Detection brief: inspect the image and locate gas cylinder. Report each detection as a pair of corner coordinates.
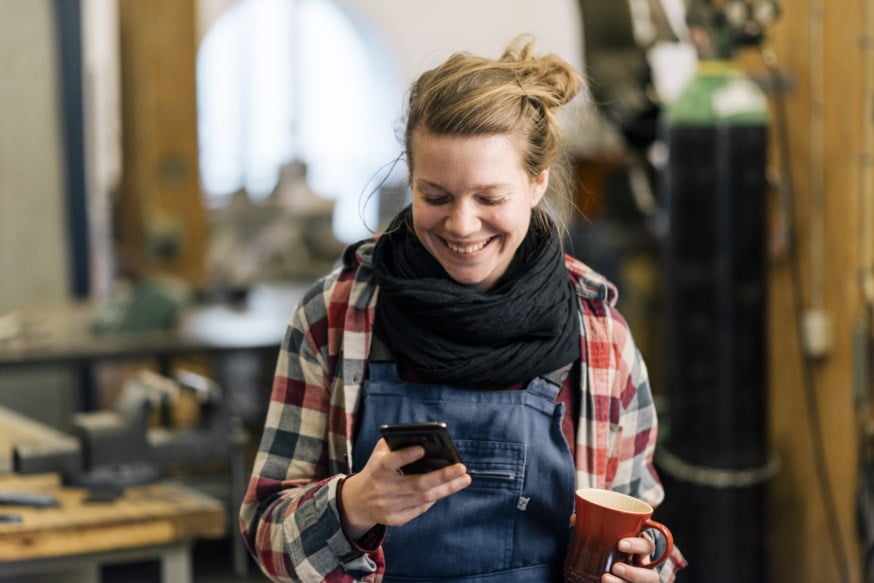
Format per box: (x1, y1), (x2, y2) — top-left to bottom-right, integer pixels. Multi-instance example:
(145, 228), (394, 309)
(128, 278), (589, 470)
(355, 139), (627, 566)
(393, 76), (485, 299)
(658, 59), (771, 582)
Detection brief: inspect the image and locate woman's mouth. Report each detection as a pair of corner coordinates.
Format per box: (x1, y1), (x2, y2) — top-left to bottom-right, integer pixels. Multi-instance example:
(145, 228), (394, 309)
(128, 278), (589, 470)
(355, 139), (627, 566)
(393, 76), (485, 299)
(444, 236), (495, 255)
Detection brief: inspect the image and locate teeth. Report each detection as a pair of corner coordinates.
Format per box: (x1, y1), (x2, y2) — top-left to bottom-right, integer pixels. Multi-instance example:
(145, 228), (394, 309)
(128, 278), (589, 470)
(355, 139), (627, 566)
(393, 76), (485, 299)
(446, 238), (490, 254)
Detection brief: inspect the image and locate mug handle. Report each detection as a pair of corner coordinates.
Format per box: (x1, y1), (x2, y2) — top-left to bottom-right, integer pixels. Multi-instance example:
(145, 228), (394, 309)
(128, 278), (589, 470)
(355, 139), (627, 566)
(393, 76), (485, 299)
(641, 519), (674, 568)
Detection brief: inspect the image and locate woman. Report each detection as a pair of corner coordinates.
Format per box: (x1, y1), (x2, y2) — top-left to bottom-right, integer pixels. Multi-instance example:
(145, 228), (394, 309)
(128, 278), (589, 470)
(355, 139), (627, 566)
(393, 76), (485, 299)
(240, 39), (686, 582)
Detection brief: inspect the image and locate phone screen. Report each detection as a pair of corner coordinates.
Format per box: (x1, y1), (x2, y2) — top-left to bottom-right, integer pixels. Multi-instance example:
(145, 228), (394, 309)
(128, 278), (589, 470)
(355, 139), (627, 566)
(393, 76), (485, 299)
(379, 421), (462, 475)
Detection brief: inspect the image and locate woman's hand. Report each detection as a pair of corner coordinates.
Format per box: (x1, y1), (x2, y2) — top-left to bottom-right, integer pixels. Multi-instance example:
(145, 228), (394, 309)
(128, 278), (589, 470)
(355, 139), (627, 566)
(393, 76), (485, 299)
(601, 536), (660, 583)
(340, 438), (471, 540)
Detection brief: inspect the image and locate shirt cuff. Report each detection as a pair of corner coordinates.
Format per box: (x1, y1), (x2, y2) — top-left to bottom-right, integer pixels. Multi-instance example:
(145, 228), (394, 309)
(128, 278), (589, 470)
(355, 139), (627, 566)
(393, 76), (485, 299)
(336, 474), (387, 553)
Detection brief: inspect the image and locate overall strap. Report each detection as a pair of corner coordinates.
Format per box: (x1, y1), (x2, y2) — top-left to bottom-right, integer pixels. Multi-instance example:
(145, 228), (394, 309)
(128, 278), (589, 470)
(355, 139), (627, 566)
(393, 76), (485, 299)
(369, 333), (394, 361)
(525, 362), (573, 403)
(541, 362), (573, 387)
(366, 334), (401, 382)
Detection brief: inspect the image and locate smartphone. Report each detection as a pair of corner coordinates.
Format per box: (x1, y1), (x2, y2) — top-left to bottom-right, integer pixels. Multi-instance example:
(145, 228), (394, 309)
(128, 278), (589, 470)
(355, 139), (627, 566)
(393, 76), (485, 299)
(379, 421), (463, 475)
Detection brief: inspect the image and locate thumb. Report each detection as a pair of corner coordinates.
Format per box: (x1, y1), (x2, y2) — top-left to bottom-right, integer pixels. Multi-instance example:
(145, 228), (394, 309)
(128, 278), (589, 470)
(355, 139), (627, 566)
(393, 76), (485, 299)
(377, 438), (426, 472)
(393, 445), (425, 474)
(397, 444), (426, 465)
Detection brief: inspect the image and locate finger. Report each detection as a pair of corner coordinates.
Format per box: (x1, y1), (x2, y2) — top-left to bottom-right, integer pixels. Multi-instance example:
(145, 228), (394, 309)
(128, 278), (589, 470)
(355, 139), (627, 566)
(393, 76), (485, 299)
(418, 471), (471, 503)
(394, 465), (469, 503)
(609, 562), (660, 582)
(569, 513), (576, 526)
(384, 466), (470, 522)
(414, 463), (468, 488)
(618, 537), (655, 557)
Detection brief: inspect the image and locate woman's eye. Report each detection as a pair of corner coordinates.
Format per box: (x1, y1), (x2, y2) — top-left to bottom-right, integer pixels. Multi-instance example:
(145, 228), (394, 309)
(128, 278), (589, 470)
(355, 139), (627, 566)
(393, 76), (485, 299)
(478, 196), (505, 206)
(423, 194), (450, 205)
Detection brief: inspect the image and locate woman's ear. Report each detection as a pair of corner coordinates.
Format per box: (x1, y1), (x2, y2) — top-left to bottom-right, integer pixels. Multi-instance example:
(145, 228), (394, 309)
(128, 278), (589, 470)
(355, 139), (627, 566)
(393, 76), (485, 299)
(531, 168), (550, 207)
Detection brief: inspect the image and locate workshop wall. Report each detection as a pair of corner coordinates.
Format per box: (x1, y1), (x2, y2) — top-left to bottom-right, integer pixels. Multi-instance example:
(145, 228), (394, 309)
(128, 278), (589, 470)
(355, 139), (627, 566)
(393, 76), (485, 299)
(0, 0), (79, 430)
(0, 0), (70, 312)
(197, 0), (585, 85)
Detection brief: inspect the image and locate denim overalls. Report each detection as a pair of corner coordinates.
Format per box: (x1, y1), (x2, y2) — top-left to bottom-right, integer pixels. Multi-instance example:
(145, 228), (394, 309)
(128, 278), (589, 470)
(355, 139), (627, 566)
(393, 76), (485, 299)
(351, 346), (576, 582)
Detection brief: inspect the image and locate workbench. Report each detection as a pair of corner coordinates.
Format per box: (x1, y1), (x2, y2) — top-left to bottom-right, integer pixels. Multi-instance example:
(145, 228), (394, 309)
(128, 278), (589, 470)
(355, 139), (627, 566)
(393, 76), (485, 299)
(0, 282), (306, 415)
(0, 282), (307, 369)
(0, 473), (226, 583)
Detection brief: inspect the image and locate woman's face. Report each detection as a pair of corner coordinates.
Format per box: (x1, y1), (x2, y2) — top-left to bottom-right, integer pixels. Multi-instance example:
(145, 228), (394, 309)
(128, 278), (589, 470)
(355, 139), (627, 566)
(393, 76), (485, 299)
(410, 131), (548, 292)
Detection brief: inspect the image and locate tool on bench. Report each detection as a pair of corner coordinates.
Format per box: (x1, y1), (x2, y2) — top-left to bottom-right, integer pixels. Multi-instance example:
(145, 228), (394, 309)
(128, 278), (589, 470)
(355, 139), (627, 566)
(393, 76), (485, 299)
(0, 491), (59, 508)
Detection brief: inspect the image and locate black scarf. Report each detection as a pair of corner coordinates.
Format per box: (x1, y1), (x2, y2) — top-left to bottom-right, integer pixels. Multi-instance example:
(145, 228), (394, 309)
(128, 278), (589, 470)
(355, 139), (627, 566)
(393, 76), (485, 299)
(372, 207), (579, 388)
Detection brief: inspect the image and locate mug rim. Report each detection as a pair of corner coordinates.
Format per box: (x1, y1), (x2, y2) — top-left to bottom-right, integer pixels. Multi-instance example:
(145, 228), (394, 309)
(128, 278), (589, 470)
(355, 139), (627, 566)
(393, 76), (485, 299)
(576, 488), (653, 515)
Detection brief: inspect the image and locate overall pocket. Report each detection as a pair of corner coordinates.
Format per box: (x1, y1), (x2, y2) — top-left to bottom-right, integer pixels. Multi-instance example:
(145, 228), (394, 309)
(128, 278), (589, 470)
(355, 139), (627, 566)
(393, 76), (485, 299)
(383, 439), (525, 579)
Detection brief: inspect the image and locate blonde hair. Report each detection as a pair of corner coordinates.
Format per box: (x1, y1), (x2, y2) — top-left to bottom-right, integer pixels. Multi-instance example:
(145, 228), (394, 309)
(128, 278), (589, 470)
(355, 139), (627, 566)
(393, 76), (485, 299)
(404, 37), (586, 236)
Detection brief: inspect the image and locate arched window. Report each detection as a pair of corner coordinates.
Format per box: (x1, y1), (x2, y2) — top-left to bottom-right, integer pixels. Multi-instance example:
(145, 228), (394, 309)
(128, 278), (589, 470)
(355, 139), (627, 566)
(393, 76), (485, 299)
(197, 0), (403, 242)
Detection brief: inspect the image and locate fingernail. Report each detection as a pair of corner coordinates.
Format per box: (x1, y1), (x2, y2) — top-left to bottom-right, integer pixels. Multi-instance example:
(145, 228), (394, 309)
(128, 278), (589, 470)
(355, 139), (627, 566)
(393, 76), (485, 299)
(612, 563), (626, 576)
(618, 540), (631, 552)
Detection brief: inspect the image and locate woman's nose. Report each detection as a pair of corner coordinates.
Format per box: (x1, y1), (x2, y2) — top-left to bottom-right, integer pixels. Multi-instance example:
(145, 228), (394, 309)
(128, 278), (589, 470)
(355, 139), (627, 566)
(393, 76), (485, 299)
(445, 202), (479, 236)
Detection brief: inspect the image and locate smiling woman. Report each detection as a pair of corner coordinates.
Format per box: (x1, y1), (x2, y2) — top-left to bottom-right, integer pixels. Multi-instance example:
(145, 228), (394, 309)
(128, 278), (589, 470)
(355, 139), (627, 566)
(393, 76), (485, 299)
(240, 37), (686, 583)
(196, 0), (401, 242)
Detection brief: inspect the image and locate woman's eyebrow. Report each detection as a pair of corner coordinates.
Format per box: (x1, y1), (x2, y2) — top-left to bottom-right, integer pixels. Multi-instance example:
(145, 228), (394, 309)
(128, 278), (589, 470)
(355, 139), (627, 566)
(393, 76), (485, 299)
(416, 179), (510, 192)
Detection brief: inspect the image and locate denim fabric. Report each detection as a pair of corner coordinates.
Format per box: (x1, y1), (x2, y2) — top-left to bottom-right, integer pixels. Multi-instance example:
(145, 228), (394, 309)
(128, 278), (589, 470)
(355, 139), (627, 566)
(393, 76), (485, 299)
(351, 361), (576, 581)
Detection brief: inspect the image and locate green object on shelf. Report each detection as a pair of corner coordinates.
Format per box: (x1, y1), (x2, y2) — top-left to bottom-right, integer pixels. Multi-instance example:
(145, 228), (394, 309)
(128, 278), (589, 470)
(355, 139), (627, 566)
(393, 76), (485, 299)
(91, 279), (188, 334)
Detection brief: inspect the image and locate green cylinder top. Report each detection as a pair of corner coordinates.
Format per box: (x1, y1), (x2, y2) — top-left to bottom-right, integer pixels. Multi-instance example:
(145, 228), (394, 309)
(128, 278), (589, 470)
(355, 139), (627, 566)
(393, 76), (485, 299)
(666, 60), (769, 126)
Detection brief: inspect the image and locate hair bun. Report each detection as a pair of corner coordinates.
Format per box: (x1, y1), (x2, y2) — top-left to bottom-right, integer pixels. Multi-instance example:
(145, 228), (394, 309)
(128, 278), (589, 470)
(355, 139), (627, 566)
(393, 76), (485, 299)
(500, 37), (585, 109)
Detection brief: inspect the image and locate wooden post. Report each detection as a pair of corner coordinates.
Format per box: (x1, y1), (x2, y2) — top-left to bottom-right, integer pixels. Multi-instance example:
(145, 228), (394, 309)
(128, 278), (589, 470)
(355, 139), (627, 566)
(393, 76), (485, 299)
(116, 0), (206, 287)
(743, 1), (868, 580)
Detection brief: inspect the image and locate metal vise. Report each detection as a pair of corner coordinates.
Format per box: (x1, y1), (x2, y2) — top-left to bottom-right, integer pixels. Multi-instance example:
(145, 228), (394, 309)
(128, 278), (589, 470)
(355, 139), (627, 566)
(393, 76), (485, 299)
(13, 369), (245, 491)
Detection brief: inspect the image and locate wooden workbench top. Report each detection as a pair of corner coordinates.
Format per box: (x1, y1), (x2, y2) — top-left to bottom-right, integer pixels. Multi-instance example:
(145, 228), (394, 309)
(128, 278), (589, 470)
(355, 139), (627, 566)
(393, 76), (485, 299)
(0, 473), (225, 561)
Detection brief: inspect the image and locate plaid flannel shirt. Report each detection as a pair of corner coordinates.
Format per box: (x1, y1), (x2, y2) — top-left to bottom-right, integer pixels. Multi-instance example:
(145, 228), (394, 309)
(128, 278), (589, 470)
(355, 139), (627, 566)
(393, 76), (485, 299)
(240, 239), (687, 582)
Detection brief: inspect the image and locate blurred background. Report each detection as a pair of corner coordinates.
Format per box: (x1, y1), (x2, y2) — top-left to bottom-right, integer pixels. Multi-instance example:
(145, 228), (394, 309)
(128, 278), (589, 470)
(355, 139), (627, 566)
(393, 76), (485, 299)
(0, 0), (872, 581)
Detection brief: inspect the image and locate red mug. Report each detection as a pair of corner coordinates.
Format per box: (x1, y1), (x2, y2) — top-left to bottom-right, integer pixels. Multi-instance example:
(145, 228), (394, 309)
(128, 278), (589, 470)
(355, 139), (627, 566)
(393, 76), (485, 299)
(564, 488), (673, 583)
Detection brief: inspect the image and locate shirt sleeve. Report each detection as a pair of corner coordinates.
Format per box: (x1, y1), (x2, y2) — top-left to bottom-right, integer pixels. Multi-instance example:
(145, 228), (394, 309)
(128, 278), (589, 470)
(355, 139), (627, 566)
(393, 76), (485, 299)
(238, 278), (381, 582)
(608, 308), (688, 581)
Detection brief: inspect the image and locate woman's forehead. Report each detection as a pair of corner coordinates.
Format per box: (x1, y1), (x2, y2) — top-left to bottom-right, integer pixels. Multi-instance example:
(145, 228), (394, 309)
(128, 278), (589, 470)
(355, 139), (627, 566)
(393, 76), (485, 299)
(411, 132), (523, 164)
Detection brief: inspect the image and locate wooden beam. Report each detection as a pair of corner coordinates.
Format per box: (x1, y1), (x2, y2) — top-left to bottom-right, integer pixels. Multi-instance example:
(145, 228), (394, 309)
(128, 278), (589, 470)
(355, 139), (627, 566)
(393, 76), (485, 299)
(116, 0), (206, 286)
(742, 0), (868, 580)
